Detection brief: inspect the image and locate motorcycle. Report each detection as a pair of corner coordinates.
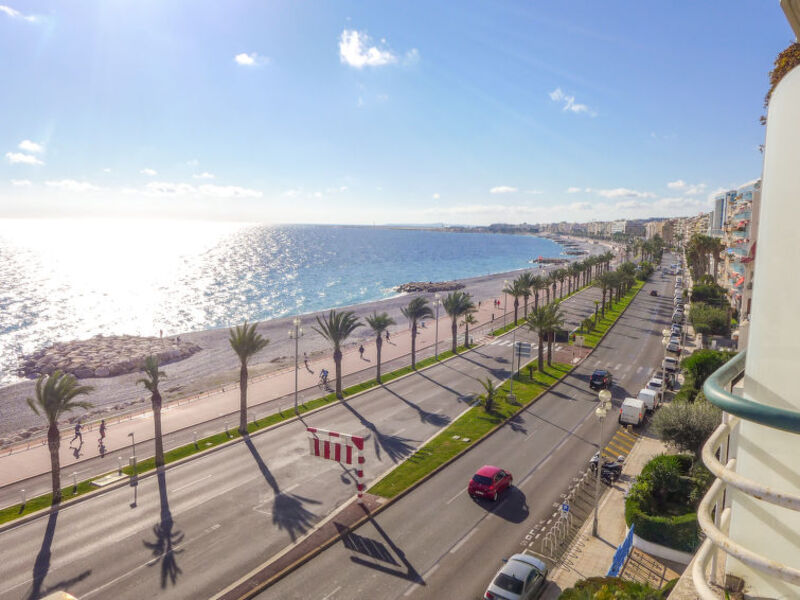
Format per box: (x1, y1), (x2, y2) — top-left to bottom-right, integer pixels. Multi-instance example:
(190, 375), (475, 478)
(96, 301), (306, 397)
(589, 452), (624, 482)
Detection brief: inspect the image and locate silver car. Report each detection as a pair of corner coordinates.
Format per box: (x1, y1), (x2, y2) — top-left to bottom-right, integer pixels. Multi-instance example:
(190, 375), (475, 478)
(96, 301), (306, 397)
(484, 553), (548, 600)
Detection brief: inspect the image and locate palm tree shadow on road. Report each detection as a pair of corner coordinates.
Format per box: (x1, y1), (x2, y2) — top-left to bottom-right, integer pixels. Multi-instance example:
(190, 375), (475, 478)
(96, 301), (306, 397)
(142, 470), (184, 589)
(27, 511), (92, 600)
(244, 435), (321, 542)
(339, 401), (416, 463)
(381, 386), (451, 428)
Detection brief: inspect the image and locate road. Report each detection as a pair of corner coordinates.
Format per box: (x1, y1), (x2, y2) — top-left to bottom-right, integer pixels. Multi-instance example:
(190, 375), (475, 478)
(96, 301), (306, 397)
(0, 283), (610, 599)
(263, 258), (676, 599)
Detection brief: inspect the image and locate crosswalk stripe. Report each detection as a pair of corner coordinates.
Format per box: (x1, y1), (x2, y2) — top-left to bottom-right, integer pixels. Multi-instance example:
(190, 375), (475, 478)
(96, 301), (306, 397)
(608, 441), (630, 455)
(612, 435), (635, 450)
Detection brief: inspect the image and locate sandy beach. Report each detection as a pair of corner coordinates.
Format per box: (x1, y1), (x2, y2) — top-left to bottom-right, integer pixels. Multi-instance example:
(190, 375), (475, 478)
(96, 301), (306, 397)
(0, 236), (616, 439)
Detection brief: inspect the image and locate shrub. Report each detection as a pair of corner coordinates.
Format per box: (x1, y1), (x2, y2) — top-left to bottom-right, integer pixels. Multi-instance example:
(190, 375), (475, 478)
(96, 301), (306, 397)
(651, 399), (721, 457)
(689, 303), (730, 338)
(690, 283), (728, 308)
(558, 576), (668, 599)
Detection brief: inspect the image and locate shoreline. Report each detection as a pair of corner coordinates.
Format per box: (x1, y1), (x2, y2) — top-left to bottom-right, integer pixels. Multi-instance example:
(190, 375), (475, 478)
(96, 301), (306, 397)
(0, 238), (617, 440)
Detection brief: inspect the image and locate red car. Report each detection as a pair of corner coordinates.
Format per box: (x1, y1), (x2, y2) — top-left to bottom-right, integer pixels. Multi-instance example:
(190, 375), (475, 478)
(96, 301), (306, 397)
(468, 465), (513, 501)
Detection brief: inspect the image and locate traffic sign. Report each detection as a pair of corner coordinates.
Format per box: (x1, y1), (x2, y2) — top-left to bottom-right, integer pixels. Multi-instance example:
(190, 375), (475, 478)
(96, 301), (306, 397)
(514, 341), (532, 357)
(561, 502), (570, 513)
(575, 335), (585, 347)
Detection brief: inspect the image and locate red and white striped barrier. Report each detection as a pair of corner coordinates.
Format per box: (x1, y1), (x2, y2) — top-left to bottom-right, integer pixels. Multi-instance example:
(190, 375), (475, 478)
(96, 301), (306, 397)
(307, 427), (366, 502)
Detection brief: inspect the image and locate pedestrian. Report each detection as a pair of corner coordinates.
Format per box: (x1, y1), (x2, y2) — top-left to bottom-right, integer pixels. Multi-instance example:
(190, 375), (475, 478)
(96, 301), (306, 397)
(385, 330), (390, 342)
(491, 313), (495, 321)
(71, 421), (83, 445)
(478, 301), (481, 309)
(99, 419), (106, 440)
(359, 344), (365, 359)
(304, 352), (309, 370)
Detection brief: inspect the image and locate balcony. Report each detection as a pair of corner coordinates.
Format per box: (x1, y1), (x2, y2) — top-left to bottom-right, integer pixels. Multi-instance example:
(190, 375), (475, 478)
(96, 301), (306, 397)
(692, 352), (800, 598)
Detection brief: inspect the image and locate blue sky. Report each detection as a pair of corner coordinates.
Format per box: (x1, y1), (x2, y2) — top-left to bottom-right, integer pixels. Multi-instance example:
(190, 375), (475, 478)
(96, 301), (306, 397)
(0, 1), (794, 225)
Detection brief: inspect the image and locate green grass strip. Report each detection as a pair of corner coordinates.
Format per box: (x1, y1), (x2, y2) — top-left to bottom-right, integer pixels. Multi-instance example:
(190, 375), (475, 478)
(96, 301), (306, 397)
(0, 343), (472, 524)
(368, 362), (571, 498)
(576, 281), (644, 348)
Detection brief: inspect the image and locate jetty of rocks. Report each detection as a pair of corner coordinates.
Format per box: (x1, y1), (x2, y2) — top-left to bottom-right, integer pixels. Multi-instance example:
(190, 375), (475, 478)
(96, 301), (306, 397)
(396, 281), (466, 293)
(18, 334), (202, 380)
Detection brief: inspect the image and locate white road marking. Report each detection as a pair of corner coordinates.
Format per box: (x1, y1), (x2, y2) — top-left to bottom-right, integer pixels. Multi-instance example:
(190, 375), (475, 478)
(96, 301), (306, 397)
(173, 474), (213, 493)
(445, 488), (467, 505)
(450, 528), (478, 553)
(614, 363), (622, 370)
(403, 564), (440, 596)
(321, 586), (342, 600)
(636, 366), (644, 374)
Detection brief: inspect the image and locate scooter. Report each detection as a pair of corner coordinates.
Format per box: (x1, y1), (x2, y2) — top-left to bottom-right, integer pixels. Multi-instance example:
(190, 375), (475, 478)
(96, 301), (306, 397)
(589, 453), (624, 480)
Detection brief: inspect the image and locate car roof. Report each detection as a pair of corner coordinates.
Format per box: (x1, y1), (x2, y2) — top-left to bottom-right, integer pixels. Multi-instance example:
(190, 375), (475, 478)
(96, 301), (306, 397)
(476, 465), (502, 477)
(509, 553), (547, 572)
(591, 369), (608, 375)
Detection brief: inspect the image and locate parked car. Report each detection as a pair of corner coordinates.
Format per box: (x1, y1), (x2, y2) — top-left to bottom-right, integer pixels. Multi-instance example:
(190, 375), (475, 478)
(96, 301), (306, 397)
(672, 312), (683, 324)
(637, 388), (658, 412)
(469, 465), (513, 502)
(671, 324), (682, 335)
(663, 356), (679, 373)
(620, 397), (645, 426)
(646, 376), (664, 401)
(483, 554), (548, 600)
(667, 341), (681, 354)
(589, 369), (613, 390)
(649, 290), (658, 296)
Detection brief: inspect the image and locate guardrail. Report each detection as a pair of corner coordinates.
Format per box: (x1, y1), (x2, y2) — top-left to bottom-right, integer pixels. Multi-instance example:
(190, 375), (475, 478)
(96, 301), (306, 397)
(693, 351), (800, 598)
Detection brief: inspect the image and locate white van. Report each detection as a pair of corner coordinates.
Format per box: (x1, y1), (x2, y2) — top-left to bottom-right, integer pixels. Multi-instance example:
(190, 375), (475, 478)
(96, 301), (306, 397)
(620, 398), (645, 426)
(637, 388), (658, 412)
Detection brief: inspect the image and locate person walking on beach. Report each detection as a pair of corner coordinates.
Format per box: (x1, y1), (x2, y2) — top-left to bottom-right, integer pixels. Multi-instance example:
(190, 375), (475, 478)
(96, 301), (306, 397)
(99, 419), (106, 440)
(71, 421), (83, 445)
(359, 344), (365, 359)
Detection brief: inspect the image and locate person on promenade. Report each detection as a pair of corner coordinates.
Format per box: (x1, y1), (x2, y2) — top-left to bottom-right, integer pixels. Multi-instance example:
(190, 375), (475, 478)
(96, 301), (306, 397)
(99, 419), (106, 440)
(71, 421), (83, 446)
(385, 330), (390, 342)
(304, 352), (310, 371)
(359, 344), (365, 359)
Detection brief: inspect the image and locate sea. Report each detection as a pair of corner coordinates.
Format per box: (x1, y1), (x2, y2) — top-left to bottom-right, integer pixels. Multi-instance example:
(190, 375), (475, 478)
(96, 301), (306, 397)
(0, 219), (565, 386)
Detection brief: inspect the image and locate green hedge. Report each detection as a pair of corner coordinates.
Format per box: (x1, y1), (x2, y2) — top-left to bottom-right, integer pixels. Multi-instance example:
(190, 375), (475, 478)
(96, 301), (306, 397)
(559, 576), (673, 599)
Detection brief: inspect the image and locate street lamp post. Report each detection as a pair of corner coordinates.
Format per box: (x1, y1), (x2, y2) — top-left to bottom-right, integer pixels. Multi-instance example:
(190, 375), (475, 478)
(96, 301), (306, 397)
(289, 317), (304, 415)
(592, 389), (612, 537)
(503, 279), (509, 328)
(128, 432), (136, 475)
(434, 293), (441, 360)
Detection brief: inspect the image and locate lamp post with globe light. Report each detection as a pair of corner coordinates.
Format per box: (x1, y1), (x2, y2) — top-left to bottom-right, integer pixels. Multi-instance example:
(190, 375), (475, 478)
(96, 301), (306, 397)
(592, 388), (612, 537)
(503, 279), (509, 328)
(289, 317), (303, 415)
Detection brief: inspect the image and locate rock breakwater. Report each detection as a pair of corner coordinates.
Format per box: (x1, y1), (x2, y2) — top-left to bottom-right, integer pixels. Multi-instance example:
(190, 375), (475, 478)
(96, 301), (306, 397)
(396, 281), (466, 293)
(18, 334), (202, 380)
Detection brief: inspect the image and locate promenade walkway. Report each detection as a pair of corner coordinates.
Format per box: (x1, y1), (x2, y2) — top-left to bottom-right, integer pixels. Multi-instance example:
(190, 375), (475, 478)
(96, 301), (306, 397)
(2, 289), (595, 499)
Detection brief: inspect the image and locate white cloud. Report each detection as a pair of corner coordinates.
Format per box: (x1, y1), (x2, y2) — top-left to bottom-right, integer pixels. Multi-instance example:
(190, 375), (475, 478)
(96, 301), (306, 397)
(145, 181), (262, 199)
(667, 179), (685, 189)
(186, 159), (199, 167)
(45, 179), (101, 192)
(548, 88), (597, 117)
(594, 187), (655, 199)
(140, 168), (158, 176)
(490, 186), (517, 194)
(10, 179), (31, 186)
(566, 187), (582, 193)
(102, 168), (112, 173)
(525, 190), (544, 195)
(192, 172), (215, 180)
(404, 48), (420, 66)
(569, 202), (592, 211)
(5, 152), (43, 165)
(339, 30), (397, 68)
(432, 193), (440, 200)
(668, 179), (706, 195)
(0, 4), (38, 22)
(18, 140), (43, 153)
(614, 200), (646, 210)
(234, 52), (269, 67)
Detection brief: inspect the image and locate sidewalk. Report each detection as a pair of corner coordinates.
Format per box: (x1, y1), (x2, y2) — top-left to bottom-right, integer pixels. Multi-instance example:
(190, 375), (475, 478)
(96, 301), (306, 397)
(542, 433), (684, 598)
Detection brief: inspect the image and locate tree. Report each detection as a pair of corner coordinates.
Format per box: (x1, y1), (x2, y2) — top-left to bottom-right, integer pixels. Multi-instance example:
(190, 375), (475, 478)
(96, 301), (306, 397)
(480, 377), (498, 413)
(594, 272), (614, 317)
(526, 306), (550, 372)
(401, 296), (433, 370)
(27, 371), (93, 504)
(229, 322), (270, 433)
(442, 291), (475, 353)
(365, 311), (396, 383)
(556, 268), (567, 298)
(689, 304), (730, 344)
(517, 272), (534, 319)
(680, 350), (735, 393)
(651, 398), (722, 457)
(138, 356), (168, 469)
(502, 277), (527, 325)
(762, 42), (800, 125)
(314, 310), (363, 399)
(547, 271), (559, 302)
(544, 304), (565, 366)
(691, 283), (727, 308)
(462, 311), (478, 348)
(530, 275), (546, 311)
(567, 263), (580, 295)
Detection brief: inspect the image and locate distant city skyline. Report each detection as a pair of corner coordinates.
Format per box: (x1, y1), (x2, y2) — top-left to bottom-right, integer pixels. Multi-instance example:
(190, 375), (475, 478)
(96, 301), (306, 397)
(0, 1), (793, 225)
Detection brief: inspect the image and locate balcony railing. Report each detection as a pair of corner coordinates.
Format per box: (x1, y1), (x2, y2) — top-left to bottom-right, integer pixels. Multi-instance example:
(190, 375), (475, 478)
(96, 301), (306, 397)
(693, 351), (800, 598)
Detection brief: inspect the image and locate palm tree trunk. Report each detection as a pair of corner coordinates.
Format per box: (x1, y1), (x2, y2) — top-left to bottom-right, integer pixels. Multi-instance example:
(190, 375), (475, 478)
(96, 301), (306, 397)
(534, 291), (539, 311)
(523, 295), (529, 319)
(154, 398), (165, 469)
(537, 334), (544, 372)
(464, 321), (470, 348)
(601, 289), (606, 317)
(547, 332), (553, 366)
(513, 299), (519, 325)
(376, 336), (383, 383)
(451, 318), (458, 353)
(238, 364), (248, 435)
(411, 323), (417, 369)
(334, 349), (343, 399)
(545, 288), (550, 305)
(48, 425), (62, 504)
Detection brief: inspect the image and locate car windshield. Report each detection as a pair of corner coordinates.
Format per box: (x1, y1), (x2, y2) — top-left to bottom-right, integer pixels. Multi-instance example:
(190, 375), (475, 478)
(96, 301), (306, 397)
(472, 474), (492, 486)
(591, 371), (606, 379)
(493, 572), (524, 595)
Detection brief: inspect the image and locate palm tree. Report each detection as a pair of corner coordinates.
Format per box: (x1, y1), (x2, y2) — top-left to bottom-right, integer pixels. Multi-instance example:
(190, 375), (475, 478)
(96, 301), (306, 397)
(708, 237), (725, 283)
(531, 275), (546, 311)
(567, 263), (579, 295)
(547, 271), (559, 303)
(229, 321), (270, 433)
(480, 377), (498, 413)
(595, 271), (615, 316)
(442, 291), (475, 353)
(526, 307), (550, 372)
(545, 304), (565, 366)
(462, 312), (478, 348)
(401, 296), (434, 370)
(138, 356), (168, 469)
(502, 277), (527, 325)
(27, 371), (93, 504)
(518, 272), (534, 319)
(365, 311), (396, 383)
(556, 268), (567, 298)
(314, 310), (363, 399)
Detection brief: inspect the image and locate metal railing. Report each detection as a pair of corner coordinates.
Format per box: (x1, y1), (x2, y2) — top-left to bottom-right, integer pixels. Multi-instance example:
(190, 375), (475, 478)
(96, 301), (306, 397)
(693, 351), (800, 598)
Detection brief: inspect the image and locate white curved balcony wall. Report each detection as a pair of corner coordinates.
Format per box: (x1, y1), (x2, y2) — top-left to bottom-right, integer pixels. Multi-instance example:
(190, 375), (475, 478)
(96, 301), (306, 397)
(736, 64), (800, 598)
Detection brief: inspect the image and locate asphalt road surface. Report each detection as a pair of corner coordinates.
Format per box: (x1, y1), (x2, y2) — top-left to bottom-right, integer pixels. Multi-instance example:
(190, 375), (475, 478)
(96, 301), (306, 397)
(1, 282), (616, 600)
(263, 258), (677, 599)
